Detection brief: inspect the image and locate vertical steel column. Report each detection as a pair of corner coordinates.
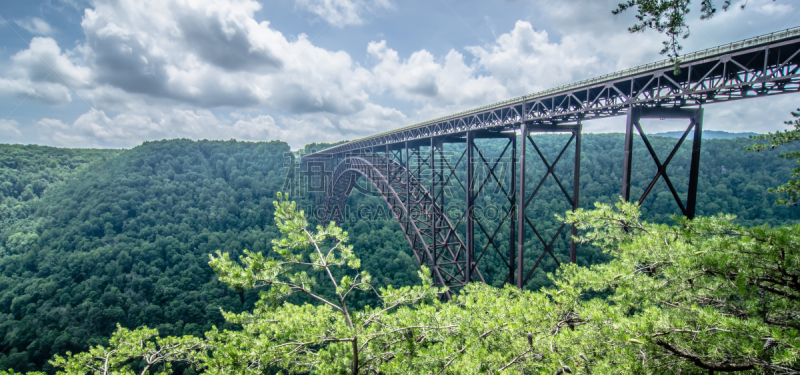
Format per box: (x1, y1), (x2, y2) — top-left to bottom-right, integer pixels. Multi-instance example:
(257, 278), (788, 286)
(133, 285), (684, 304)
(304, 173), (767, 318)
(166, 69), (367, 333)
(621, 107), (639, 201)
(516, 124), (527, 289)
(570, 123), (582, 264)
(465, 131), (474, 284)
(386, 144), (392, 224)
(509, 133), (517, 285)
(415, 145), (422, 181)
(439, 141), (444, 223)
(438, 139), (445, 261)
(405, 142), (410, 230)
(686, 108), (704, 219)
(430, 138), (437, 265)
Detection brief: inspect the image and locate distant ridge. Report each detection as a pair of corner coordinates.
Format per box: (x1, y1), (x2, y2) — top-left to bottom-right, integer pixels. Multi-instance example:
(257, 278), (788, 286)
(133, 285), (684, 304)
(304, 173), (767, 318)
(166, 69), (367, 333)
(652, 130), (759, 140)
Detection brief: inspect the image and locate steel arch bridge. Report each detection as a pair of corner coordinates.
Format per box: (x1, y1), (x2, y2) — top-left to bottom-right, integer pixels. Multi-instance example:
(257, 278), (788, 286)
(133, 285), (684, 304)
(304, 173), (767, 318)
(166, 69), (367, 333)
(299, 27), (800, 290)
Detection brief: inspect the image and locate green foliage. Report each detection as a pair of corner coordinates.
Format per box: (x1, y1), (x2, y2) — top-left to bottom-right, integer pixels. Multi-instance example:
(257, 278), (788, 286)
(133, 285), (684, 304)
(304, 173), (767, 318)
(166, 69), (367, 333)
(749, 108), (800, 205)
(358, 201), (799, 373)
(0, 140), (288, 373)
(207, 193), (441, 374)
(556, 199), (799, 372)
(205, 197), (798, 374)
(50, 325), (207, 375)
(0, 144), (119, 257)
(0, 370), (46, 375)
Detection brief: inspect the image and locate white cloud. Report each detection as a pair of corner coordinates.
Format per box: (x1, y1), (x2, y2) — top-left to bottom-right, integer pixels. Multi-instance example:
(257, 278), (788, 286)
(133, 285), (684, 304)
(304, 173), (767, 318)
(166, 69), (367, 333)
(0, 120), (22, 142)
(0, 37), (92, 105)
(704, 95), (800, 134)
(15, 18), (55, 35)
(466, 21), (603, 95)
(294, 0), (392, 26)
(364, 19), (655, 121)
(31, 104), (405, 148)
(74, 0), (375, 114)
(279, 102), (407, 143)
(36, 110), (130, 148)
(752, 0), (794, 16)
(35, 109), (225, 148)
(37, 108), (234, 148)
(0, 0), (402, 147)
(367, 40), (509, 121)
(0, 78), (72, 105)
(10, 37), (92, 89)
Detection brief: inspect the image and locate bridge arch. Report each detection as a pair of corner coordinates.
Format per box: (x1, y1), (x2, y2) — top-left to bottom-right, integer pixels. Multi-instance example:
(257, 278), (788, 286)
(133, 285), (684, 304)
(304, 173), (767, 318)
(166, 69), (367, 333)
(323, 155), (481, 289)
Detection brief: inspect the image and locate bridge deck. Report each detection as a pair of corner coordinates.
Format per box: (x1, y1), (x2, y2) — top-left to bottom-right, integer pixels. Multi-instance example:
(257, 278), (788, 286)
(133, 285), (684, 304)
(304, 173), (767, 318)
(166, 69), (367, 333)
(305, 26), (800, 157)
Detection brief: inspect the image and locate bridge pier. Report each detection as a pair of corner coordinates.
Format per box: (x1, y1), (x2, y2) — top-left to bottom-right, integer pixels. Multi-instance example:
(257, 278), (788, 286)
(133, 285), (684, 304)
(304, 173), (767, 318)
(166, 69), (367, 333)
(465, 131), (474, 284)
(621, 106), (704, 219)
(515, 123), (582, 289)
(464, 131), (518, 285)
(516, 124), (526, 289)
(430, 137), (439, 273)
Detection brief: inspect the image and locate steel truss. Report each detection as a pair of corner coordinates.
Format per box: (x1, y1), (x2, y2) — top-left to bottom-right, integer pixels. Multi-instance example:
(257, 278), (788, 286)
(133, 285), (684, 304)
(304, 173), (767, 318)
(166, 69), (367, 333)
(301, 28), (800, 289)
(323, 152), (478, 290)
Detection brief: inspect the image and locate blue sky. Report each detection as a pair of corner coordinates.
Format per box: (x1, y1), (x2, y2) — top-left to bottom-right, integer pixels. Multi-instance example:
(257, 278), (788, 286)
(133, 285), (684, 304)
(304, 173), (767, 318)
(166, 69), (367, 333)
(0, 0), (798, 149)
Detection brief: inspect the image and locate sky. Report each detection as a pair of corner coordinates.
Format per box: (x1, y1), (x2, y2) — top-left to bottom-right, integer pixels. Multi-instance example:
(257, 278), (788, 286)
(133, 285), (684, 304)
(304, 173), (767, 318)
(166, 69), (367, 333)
(0, 0), (798, 149)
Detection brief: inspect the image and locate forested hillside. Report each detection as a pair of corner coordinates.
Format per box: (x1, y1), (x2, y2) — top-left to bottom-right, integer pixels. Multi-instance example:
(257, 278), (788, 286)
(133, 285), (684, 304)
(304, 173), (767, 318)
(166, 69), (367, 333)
(0, 145), (120, 258)
(0, 140), (289, 372)
(0, 134), (797, 373)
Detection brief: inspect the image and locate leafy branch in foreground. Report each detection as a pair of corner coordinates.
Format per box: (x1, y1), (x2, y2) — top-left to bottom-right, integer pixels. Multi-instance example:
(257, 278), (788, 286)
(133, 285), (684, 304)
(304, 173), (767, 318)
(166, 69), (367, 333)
(41, 325), (206, 375)
(749, 108), (800, 205)
(556, 199), (800, 373)
(201, 196), (797, 374)
(206, 193), (443, 374)
(364, 199), (797, 374)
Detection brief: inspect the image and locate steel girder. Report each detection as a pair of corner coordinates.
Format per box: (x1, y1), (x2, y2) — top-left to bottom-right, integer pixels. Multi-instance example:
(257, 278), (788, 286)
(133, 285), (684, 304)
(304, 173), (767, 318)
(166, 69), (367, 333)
(304, 28), (800, 159)
(323, 155), (479, 289)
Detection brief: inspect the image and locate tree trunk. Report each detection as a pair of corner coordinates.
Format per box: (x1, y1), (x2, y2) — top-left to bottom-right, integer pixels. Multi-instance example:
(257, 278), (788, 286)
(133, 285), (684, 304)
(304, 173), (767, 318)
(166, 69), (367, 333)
(352, 336), (359, 375)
